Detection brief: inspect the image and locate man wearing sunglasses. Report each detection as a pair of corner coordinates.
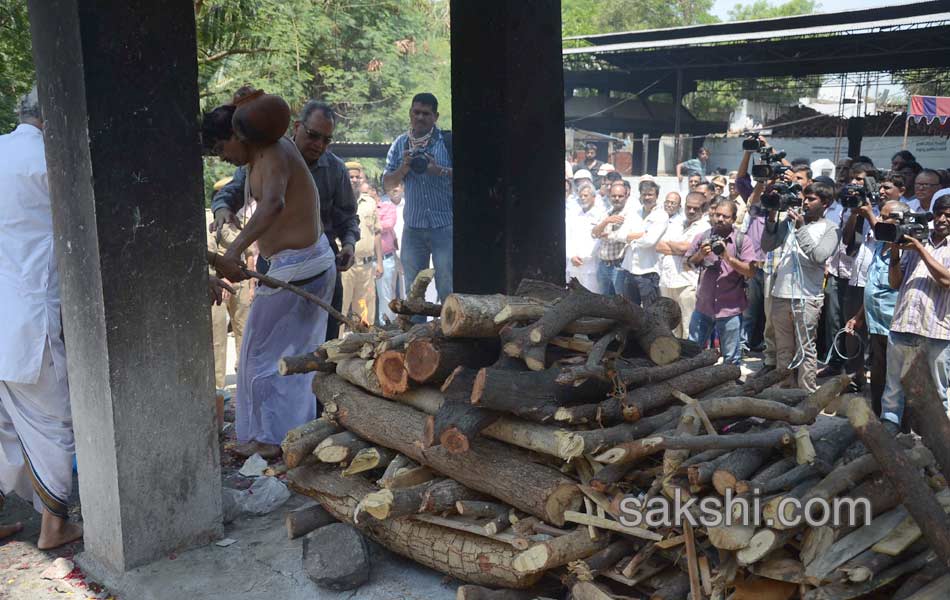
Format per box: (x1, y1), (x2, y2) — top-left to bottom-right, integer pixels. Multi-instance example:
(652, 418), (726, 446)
(211, 100), (358, 340)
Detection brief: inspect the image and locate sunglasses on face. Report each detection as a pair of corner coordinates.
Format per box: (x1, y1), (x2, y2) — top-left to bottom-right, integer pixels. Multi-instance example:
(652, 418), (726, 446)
(302, 125), (332, 144)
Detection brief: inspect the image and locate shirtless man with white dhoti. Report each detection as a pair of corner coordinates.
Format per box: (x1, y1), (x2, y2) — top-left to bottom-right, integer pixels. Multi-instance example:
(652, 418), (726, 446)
(203, 89), (336, 459)
(0, 88), (83, 548)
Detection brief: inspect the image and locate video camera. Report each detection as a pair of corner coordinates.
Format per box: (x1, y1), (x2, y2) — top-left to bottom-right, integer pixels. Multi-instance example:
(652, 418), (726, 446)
(761, 182), (803, 211)
(751, 145), (789, 181)
(839, 180), (881, 209)
(873, 211), (933, 243)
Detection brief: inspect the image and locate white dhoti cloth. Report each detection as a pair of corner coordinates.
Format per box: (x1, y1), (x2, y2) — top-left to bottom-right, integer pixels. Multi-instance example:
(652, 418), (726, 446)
(236, 235), (336, 445)
(0, 337), (74, 517)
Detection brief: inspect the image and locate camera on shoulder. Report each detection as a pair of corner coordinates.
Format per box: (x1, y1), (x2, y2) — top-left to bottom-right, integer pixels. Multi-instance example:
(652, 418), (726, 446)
(873, 211), (933, 243)
(839, 182), (880, 209)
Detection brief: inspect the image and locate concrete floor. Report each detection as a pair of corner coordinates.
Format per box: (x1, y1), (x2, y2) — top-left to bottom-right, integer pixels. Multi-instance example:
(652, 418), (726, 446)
(1, 333), (456, 600)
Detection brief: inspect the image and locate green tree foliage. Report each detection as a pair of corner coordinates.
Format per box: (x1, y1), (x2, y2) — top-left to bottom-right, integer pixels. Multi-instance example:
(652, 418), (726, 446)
(728, 0), (819, 21)
(0, 0), (33, 132)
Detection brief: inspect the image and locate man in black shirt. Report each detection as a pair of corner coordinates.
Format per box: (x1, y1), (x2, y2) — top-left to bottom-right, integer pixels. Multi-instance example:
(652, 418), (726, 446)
(211, 100), (358, 339)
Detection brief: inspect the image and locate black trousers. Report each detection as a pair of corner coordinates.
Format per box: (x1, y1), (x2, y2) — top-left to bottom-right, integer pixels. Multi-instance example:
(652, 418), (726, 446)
(844, 285), (867, 386)
(869, 333), (888, 415)
(820, 275), (849, 367)
(325, 270), (344, 341)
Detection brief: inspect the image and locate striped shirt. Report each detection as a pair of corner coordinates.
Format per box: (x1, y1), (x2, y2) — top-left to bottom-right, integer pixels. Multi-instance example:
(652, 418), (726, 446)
(385, 126), (453, 229)
(597, 207), (628, 262)
(890, 236), (950, 340)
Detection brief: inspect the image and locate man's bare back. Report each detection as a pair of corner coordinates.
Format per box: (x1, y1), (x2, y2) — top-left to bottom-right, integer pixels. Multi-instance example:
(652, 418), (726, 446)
(247, 137), (321, 258)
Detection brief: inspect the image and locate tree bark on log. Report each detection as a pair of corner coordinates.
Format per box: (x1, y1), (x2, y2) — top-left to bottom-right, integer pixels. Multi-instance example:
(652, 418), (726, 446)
(501, 281), (679, 371)
(903, 351), (950, 483)
(473, 366), (612, 422)
(621, 363), (742, 422)
(835, 475), (902, 539)
(631, 296), (683, 366)
(456, 501), (512, 535)
(512, 528), (609, 574)
(596, 427), (795, 466)
(405, 337), (500, 385)
(342, 447), (397, 477)
(555, 411), (680, 460)
(803, 549), (936, 600)
(390, 297), (442, 318)
(442, 294), (519, 338)
(278, 349), (336, 376)
(567, 539), (636, 582)
(847, 397), (950, 569)
(315, 374), (582, 525)
(287, 464), (542, 588)
(281, 418), (340, 468)
(357, 479), (440, 520)
(712, 447), (772, 496)
(418, 479), (483, 514)
(284, 501), (336, 539)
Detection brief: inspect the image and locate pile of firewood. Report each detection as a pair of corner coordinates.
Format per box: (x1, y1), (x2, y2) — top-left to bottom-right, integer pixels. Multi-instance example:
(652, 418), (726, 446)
(279, 275), (950, 600)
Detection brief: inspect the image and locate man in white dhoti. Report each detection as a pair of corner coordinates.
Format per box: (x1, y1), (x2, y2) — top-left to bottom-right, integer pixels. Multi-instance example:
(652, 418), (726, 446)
(566, 183), (604, 293)
(0, 88), (83, 548)
(204, 88), (336, 459)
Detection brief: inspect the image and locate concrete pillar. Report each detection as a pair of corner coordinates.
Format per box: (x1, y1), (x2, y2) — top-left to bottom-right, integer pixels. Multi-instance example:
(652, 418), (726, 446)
(27, 0), (222, 574)
(450, 0), (566, 294)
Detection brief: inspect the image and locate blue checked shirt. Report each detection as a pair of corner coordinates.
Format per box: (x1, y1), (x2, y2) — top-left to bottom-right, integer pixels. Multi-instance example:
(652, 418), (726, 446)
(385, 127), (453, 229)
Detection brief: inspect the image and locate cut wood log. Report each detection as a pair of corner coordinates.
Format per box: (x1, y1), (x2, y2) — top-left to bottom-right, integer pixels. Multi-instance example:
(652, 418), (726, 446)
(357, 481), (437, 521)
(423, 367), (484, 448)
(567, 539), (636, 582)
(847, 396), (950, 569)
(904, 350), (950, 483)
(285, 501), (336, 539)
(374, 350), (409, 396)
(512, 528), (610, 574)
(737, 529), (797, 566)
(405, 337), (500, 385)
(707, 523), (756, 551)
(389, 297), (442, 318)
(418, 479), (482, 514)
(571, 581), (618, 600)
(376, 454), (412, 488)
(712, 447), (772, 496)
(456, 586), (535, 600)
(801, 525), (836, 568)
(834, 474), (902, 539)
(281, 418), (340, 468)
(738, 456), (797, 495)
(379, 465), (434, 490)
(342, 446), (396, 477)
(732, 576), (797, 600)
(649, 571), (691, 600)
(501, 281), (679, 371)
(750, 557), (805, 584)
(442, 293), (519, 338)
(562, 511), (662, 541)
(893, 560), (945, 600)
(804, 505), (910, 583)
(589, 461), (637, 493)
(555, 411), (680, 460)
(596, 427), (794, 466)
(456, 501), (512, 535)
(896, 573), (950, 600)
(314, 431), (371, 464)
(870, 489), (950, 556)
(472, 365), (612, 421)
(288, 464), (542, 588)
(632, 297), (683, 367)
(803, 549), (936, 600)
(837, 539), (927, 584)
(683, 521), (703, 600)
(620, 363), (742, 422)
(315, 374), (583, 525)
(278, 349), (335, 376)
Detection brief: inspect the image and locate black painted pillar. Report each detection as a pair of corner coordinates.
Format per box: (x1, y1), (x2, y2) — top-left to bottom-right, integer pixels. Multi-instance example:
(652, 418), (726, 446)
(450, 0), (566, 293)
(847, 116), (865, 159)
(28, 0), (222, 574)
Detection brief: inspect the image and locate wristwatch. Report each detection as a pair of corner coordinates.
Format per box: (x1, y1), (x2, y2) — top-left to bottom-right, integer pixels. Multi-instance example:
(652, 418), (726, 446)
(439, 167), (449, 177)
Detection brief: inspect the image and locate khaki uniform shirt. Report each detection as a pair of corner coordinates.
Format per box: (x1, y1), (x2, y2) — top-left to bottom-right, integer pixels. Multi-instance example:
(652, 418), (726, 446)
(354, 194), (380, 260)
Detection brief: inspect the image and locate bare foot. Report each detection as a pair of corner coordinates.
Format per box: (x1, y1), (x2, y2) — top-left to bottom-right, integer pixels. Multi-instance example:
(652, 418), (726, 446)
(230, 442), (259, 458)
(0, 521), (24, 540)
(255, 442), (282, 460)
(37, 510), (83, 550)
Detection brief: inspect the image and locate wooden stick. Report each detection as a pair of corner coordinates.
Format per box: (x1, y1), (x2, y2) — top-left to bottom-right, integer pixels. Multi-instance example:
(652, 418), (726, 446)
(342, 446), (396, 477)
(596, 428), (794, 465)
(847, 397), (950, 569)
(512, 528), (609, 574)
(683, 521), (702, 600)
(285, 501), (335, 539)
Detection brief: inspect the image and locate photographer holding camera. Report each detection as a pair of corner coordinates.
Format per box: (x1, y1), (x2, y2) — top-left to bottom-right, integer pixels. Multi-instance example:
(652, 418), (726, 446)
(384, 93), (453, 301)
(879, 194), (950, 431)
(761, 181), (839, 392)
(684, 198), (756, 365)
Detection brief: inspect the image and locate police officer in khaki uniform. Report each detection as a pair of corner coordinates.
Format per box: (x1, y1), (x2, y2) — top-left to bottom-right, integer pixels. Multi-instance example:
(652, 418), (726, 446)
(341, 162), (382, 332)
(206, 176), (256, 427)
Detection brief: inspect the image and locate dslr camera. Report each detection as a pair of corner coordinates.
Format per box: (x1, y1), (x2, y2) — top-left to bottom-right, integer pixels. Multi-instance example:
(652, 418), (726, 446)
(761, 182), (803, 211)
(708, 234), (728, 256)
(839, 180), (881, 209)
(873, 211), (933, 243)
(751, 145), (788, 181)
(408, 148), (431, 175)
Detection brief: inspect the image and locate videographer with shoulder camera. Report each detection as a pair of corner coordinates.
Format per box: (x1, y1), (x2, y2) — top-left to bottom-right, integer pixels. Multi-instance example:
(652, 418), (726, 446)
(684, 198), (756, 364)
(761, 181), (840, 392)
(383, 92), (453, 301)
(879, 194), (950, 432)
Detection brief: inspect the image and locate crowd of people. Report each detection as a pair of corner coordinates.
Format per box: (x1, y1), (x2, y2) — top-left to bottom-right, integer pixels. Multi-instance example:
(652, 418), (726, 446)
(566, 142), (950, 434)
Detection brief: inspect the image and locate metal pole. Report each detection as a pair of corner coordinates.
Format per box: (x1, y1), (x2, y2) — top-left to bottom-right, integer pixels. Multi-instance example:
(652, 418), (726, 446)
(673, 69), (683, 173)
(641, 133), (650, 176)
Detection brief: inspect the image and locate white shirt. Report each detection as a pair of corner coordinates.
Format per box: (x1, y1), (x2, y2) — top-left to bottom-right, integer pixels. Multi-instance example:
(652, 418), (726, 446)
(658, 217), (711, 289)
(610, 205), (669, 275)
(566, 205), (604, 268)
(0, 124), (67, 384)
